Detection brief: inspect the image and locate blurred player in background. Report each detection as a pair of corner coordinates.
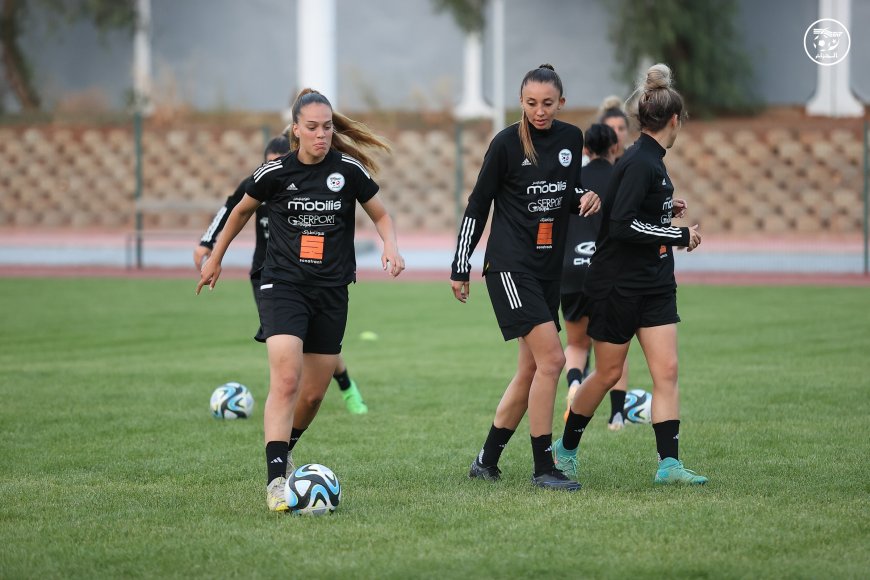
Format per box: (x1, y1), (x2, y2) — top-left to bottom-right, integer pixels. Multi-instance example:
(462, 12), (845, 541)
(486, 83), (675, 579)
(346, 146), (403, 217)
(194, 136), (369, 415)
(599, 95), (631, 161)
(451, 64), (600, 491)
(560, 123), (630, 431)
(197, 89), (404, 511)
(552, 63), (707, 486)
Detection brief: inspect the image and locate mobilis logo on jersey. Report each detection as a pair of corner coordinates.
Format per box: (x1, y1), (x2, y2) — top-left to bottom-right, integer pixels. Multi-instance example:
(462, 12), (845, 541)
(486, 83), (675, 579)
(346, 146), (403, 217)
(526, 181), (567, 196)
(287, 198), (342, 228)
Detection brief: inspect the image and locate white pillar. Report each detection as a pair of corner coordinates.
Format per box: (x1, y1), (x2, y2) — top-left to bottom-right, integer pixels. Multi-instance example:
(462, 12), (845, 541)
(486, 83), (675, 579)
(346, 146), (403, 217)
(132, 0), (153, 115)
(455, 31), (493, 120)
(806, 0), (863, 117)
(297, 0), (337, 106)
(491, 0), (505, 132)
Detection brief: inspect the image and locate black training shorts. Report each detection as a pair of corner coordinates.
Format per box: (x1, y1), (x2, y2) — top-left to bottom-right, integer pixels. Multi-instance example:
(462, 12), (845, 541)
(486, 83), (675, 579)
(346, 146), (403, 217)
(560, 290), (593, 323)
(485, 271), (561, 341)
(255, 282), (348, 354)
(586, 288), (680, 344)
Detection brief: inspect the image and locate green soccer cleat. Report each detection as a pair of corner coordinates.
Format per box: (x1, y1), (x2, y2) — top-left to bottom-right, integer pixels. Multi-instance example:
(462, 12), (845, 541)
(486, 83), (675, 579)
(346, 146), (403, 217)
(654, 457), (708, 485)
(552, 437), (579, 481)
(341, 380), (369, 415)
(266, 477), (289, 512)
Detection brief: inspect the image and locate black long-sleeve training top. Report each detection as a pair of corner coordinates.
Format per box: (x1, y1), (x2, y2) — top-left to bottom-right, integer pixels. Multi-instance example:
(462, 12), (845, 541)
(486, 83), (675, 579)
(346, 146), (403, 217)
(199, 176), (269, 275)
(451, 120), (587, 282)
(583, 132), (691, 298)
(560, 158), (611, 294)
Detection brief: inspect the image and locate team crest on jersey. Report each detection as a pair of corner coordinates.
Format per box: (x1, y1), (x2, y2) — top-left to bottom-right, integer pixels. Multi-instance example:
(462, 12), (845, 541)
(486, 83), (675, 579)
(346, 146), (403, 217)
(326, 172), (345, 192)
(558, 149), (572, 167)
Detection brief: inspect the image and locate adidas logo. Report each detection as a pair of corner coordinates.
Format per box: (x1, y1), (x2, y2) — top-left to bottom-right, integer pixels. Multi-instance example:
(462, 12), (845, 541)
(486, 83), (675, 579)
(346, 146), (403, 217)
(522, 158), (531, 166)
(270, 457), (283, 464)
(286, 183), (298, 191)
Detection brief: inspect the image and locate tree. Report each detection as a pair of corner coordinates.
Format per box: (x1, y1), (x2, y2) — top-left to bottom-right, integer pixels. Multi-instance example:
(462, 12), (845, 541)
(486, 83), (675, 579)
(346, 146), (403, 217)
(0, 0), (135, 112)
(604, 0), (758, 117)
(431, 0), (486, 34)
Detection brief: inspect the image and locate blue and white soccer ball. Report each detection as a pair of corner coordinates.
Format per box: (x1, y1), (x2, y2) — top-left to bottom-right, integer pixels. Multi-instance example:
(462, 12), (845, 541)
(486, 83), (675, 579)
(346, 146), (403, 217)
(285, 463), (341, 516)
(209, 382), (254, 419)
(624, 389), (652, 424)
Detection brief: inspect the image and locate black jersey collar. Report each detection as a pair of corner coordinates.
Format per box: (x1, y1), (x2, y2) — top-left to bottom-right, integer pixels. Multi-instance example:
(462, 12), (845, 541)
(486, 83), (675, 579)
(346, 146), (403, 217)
(638, 132), (667, 158)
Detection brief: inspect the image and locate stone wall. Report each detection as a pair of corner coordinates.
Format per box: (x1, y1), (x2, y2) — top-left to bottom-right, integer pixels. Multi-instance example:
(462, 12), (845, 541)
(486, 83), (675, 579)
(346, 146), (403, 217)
(0, 115), (865, 237)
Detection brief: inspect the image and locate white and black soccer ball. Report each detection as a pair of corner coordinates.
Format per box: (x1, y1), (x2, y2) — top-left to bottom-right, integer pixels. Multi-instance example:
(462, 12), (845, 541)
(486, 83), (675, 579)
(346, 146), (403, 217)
(624, 388), (652, 424)
(210, 382), (254, 419)
(285, 463), (341, 516)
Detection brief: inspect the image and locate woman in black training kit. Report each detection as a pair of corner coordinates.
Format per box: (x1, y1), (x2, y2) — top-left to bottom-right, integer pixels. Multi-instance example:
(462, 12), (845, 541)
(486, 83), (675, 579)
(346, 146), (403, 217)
(560, 123), (629, 430)
(198, 89), (404, 511)
(552, 64), (707, 486)
(194, 137), (370, 415)
(451, 64), (600, 491)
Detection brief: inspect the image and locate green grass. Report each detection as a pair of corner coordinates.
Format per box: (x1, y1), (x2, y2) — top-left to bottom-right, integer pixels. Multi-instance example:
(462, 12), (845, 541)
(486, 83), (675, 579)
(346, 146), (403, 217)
(1, 279), (869, 579)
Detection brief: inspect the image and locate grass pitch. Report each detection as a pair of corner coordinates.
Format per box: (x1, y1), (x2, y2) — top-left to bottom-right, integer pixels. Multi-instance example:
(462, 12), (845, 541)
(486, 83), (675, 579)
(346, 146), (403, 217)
(1, 278), (868, 578)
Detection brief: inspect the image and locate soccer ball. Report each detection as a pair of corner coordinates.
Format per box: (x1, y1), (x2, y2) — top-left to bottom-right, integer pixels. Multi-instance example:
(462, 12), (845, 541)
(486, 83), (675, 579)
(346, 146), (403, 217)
(285, 464), (341, 515)
(624, 389), (652, 424)
(209, 382), (254, 419)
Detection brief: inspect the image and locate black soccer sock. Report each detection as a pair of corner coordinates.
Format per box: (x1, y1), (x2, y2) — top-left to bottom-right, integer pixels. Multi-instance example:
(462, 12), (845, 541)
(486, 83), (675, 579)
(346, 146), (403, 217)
(653, 419), (680, 461)
(566, 368), (583, 389)
(479, 424), (515, 467)
(561, 411), (593, 451)
(609, 390), (627, 422)
(333, 369), (352, 391)
(531, 433), (556, 476)
(288, 427), (306, 453)
(265, 440), (290, 484)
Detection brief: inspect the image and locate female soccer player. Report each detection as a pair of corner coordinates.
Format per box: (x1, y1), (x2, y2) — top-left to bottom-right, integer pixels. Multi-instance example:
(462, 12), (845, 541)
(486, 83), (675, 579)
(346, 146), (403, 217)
(451, 64), (600, 491)
(195, 137), (369, 415)
(560, 123), (629, 430)
(552, 64), (707, 485)
(599, 96), (630, 161)
(197, 89), (404, 511)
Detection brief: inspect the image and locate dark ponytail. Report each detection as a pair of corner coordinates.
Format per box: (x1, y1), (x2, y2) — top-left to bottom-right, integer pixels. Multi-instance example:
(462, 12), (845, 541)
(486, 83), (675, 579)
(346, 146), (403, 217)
(585, 124), (618, 158)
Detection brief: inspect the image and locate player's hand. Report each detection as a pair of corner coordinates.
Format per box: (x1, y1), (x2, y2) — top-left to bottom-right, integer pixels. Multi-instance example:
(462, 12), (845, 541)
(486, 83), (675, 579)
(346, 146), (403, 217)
(673, 198), (688, 219)
(579, 191), (601, 217)
(451, 280), (469, 303)
(194, 246), (211, 271)
(196, 259), (222, 294)
(382, 247), (405, 278)
(687, 224), (701, 252)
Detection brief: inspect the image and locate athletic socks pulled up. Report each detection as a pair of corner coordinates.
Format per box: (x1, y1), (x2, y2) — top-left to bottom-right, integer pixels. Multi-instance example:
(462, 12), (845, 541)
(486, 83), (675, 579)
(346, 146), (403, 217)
(531, 433), (556, 476)
(562, 410), (593, 451)
(479, 424), (515, 467)
(265, 440), (290, 484)
(653, 419), (680, 461)
(333, 369), (352, 391)
(609, 389), (627, 423)
(288, 427), (306, 453)
(566, 367), (583, 389)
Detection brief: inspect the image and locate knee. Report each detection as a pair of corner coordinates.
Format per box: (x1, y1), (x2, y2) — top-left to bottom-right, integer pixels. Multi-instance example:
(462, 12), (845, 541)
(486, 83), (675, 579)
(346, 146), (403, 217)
(300, 390), (324, 410)
(657, 359), (679, 385)
(537, 350), (566, 378)
(271, 373), (301, 400)
(596, 363), (624, 388)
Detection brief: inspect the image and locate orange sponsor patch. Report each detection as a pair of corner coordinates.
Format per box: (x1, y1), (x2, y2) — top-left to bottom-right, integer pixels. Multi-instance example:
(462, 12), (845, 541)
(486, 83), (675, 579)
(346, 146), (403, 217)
(300, 235), (324, 260)
(536, 222), (553, 246)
